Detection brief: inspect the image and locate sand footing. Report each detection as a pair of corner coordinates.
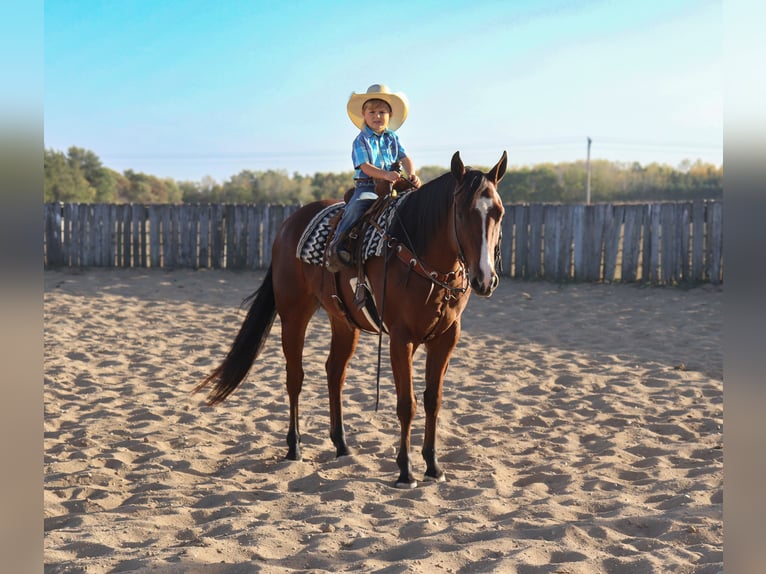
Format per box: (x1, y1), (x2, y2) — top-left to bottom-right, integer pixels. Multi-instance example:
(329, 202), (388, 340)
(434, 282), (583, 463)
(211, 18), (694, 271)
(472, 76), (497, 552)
(45, 269), (722, 573)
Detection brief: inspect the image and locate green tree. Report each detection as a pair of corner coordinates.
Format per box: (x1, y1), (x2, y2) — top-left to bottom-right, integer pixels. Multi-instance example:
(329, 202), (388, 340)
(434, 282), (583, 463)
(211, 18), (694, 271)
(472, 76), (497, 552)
(309, 172), (354, 201)
(118, 170), (183, 203)
(66, 146), (117, 202)
(525, 165), (565, 202)
(255, 170), (297, 203)
(44, 148), (94, 202)
(42, 145), (722, 205)
(557, 161), (587, 202)
(417, 165), (446, 185)
(219, 170), (258, 203)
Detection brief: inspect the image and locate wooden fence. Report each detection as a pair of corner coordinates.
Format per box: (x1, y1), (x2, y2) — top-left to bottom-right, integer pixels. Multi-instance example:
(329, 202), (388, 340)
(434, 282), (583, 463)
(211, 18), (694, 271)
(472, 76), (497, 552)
(43, 200), (723, 285)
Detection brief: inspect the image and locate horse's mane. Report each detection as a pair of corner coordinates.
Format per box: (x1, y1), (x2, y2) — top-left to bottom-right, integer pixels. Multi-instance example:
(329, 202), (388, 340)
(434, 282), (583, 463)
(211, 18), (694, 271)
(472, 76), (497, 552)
(389, 172), (456, 255)
(389, 168), (489, 255)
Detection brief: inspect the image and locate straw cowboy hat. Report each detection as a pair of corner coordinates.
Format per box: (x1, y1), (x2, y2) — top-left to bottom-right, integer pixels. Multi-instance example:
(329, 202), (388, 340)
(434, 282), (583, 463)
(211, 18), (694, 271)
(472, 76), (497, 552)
(347, 84), (409, 131)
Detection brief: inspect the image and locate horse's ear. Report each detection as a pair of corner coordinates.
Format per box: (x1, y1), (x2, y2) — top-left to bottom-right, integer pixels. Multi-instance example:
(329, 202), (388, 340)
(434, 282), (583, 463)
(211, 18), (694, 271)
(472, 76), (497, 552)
(451, 151), (465, 183)
(488, 151), (508, 184)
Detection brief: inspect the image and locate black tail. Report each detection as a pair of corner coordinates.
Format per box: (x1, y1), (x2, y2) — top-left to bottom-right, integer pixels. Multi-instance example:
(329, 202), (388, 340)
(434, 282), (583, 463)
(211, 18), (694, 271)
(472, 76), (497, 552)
(194, 266), (277, 405)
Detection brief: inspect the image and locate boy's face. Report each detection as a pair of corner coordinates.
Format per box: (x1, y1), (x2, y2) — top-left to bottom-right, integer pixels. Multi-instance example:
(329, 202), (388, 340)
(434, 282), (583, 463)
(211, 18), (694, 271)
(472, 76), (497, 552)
(363, 102), (391, 134)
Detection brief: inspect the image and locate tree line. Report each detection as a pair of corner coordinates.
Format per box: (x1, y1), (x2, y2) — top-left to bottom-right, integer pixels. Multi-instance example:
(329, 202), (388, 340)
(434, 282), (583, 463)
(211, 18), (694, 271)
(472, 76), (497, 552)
(44, 146), (722, 205)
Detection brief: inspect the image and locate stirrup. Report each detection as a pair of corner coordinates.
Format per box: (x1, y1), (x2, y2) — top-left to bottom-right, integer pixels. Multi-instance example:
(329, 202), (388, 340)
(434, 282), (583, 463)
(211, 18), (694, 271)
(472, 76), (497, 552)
(353, 281), (367, 308)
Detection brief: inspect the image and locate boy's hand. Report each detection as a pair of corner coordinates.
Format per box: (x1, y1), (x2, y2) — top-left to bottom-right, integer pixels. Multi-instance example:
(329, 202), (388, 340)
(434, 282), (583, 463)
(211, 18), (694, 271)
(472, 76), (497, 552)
(409, 174), (421, 188)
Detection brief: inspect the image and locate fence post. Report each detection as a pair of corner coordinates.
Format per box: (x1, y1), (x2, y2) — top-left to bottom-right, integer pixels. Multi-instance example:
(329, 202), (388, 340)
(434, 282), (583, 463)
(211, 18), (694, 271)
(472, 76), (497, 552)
(500, 204), (514, 277)
(691, 200), (705, 281)
(582, 204), (606, 282)
(709, 201), (723, 284)
(44, 203), (64, 267)
(660, 203), (677, 285)
(680, 203), (691, 282)
(557, 204), (574, 280)
(621, 205), (643, 282)
(527, 204), (544, 278)
(603, 204), (622, 283)
(513, 204), (528, 279)
(246, 205), (259, 269)
(648, 204), (661, 283)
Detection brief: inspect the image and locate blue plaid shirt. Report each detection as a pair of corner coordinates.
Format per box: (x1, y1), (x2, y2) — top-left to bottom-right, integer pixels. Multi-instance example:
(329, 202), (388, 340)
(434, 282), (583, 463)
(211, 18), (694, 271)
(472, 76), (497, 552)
(351, 126), (407, 179)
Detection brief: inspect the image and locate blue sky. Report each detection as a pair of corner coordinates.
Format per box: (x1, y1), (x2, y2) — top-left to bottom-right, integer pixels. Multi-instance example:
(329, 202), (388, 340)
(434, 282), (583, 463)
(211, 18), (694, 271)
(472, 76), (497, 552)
(43, 0), (722, 182)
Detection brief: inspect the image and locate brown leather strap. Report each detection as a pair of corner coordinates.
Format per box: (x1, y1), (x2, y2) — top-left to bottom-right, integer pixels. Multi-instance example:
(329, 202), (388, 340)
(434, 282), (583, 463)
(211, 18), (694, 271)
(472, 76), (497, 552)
(390, 240), (466, 287)
(364, 214), (465, 288)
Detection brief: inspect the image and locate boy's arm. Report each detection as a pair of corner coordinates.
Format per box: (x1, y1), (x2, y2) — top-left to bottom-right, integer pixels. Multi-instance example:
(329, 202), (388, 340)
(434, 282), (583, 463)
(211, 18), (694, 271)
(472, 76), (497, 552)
(359, 162), (399, 183)
(400, 156), (421, 188)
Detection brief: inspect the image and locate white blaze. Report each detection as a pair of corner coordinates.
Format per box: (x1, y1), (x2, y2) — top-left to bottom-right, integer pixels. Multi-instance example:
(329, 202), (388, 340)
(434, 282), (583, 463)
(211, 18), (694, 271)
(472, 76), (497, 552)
(475, 196), (495, 289)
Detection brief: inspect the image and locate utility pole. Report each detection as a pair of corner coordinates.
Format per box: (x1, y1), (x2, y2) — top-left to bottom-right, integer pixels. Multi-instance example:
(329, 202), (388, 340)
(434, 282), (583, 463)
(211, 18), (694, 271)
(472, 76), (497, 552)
(586, 136), (592, 205)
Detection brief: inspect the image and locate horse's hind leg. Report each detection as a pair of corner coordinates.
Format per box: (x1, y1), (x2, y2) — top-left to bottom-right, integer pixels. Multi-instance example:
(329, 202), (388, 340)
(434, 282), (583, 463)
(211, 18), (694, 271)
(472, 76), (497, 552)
(422, 322), (460, 482)
(280, 300), (316, 461)
(326, 318), (359, 457)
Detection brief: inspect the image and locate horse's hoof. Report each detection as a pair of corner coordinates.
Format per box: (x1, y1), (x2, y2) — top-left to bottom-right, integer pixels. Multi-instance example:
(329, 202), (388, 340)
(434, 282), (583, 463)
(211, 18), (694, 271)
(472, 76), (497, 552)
(285, 450), (302, 462)
(424, 472), (446, 483)
(394, 479), (418, 489)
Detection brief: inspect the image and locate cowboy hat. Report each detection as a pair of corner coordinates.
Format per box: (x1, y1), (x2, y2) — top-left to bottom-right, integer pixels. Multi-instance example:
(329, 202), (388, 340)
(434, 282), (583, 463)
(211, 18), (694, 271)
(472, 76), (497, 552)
(347, 84), (409, 131)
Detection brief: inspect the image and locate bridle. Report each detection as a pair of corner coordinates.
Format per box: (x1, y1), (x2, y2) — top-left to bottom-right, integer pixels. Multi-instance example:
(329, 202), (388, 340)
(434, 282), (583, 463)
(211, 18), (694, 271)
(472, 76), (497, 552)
(372, 172), (501, 301)
(452, 187), (469, 268)
(452, 176), (504, 279)
(495, 228), (503, 274)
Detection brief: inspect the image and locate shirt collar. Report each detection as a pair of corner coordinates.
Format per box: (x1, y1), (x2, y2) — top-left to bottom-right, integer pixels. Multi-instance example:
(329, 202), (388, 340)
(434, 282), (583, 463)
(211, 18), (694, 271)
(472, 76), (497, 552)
(362, 125), (392, 137)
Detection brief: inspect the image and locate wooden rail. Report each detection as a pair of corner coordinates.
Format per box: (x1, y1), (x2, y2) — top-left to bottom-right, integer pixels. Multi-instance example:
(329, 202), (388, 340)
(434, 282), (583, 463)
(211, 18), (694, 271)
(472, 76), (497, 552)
(44, 201), (722, 284)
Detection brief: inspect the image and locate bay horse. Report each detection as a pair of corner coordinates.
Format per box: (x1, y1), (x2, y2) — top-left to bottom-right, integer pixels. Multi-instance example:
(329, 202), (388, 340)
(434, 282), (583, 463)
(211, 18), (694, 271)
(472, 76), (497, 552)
(195, 151), (507, 488)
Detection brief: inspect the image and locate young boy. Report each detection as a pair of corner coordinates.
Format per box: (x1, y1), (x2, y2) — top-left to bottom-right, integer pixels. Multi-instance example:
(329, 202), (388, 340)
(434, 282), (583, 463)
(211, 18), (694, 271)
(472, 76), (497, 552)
(326, 84), (421, 272)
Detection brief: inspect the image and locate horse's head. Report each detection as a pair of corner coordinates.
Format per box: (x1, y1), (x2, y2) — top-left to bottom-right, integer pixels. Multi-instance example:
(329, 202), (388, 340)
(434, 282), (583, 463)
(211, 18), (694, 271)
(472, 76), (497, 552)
(451, 151), (507, 297)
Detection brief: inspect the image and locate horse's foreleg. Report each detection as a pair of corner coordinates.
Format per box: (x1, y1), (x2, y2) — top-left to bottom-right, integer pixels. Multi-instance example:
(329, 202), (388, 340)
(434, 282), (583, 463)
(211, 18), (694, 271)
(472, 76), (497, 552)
(286, 388), (302, 460)
(423, 321), (460, 482)
(390, 337), (417, 488)
(326, 319), (359, 457)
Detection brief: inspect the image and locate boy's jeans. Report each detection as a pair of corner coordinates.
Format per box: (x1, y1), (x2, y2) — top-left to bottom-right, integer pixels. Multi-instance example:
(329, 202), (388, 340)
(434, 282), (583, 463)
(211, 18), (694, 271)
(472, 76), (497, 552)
(325, 181), (377, 271)
(334, 182), (377, 239)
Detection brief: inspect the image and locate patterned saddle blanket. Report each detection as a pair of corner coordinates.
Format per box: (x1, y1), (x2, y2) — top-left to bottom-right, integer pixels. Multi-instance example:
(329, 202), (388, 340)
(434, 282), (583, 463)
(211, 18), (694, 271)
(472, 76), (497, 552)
(296, 194), (409, 266)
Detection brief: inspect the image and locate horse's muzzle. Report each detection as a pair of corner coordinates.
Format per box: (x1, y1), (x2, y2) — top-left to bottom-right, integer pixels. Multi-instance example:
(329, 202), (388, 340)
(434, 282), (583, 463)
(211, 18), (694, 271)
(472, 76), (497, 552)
(471, 273), (499, 297)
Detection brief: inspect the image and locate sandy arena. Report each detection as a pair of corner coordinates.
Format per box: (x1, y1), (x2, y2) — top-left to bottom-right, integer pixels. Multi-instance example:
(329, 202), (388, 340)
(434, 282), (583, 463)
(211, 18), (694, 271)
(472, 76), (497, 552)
(44, 268), (722, 573)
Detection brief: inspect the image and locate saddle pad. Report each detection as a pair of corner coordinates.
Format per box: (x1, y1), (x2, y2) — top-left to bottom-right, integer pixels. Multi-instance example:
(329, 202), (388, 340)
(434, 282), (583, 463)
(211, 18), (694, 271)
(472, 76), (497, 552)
(296, 202), (344, 265)
(296, 195), (409, 266)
